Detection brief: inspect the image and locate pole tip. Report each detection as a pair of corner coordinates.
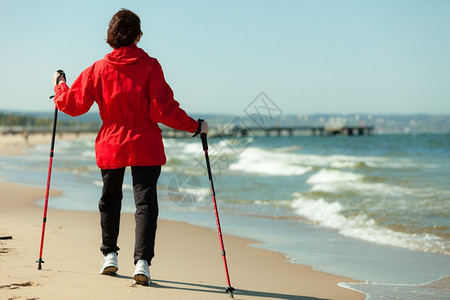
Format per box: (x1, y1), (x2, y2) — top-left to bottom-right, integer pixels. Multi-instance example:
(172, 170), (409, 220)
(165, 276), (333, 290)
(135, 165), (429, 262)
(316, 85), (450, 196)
(36, 258), (44, 270)
(226, 287), (235, 298)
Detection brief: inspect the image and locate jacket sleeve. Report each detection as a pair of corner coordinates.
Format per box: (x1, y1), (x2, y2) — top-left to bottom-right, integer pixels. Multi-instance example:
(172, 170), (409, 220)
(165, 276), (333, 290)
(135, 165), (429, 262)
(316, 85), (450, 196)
(148, 60), (198, 133)
(53, 66), (96, 117)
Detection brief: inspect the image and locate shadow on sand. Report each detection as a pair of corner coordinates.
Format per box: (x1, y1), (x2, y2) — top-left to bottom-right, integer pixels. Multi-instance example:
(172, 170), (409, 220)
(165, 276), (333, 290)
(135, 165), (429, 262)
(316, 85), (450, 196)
(150, 279), (331, 300)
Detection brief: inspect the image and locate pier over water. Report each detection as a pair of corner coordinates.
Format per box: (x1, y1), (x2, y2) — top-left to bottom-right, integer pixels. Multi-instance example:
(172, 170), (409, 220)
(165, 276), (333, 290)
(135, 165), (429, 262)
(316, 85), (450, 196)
(163, 125), (375, 138)
(1, 125), (375, 138)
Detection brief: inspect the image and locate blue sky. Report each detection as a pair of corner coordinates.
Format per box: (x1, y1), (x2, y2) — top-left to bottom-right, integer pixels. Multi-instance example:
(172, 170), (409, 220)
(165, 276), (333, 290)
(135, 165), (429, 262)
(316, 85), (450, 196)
(1, 0), (449, 115)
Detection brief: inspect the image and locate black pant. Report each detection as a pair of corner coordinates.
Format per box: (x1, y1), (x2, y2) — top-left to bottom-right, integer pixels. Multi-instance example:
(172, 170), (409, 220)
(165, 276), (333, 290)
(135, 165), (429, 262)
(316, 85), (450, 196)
(99, 166), (161, 265)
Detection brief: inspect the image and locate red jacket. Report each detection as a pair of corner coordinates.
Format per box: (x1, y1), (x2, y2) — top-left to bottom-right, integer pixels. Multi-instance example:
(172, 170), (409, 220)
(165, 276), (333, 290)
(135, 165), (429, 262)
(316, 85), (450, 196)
(54, 44), (198, 168)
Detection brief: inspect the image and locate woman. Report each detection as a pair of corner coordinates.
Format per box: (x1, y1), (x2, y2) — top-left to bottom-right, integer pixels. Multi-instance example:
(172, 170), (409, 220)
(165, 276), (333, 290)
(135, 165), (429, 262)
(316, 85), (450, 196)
(52, 9), (207, 286)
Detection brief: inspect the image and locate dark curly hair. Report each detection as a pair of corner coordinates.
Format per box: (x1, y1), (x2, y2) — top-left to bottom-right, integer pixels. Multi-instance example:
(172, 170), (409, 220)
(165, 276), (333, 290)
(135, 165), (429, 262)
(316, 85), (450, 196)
(107, 9), (142, 49)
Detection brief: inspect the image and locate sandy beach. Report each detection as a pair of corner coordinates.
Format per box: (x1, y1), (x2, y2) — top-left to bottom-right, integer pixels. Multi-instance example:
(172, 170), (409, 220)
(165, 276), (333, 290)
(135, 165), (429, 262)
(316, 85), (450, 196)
(0, 134), (364, 300)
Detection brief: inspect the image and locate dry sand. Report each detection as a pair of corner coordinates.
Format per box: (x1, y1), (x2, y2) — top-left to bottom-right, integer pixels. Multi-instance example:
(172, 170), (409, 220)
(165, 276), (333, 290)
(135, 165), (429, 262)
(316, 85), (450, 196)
(0, 134), (364, 300)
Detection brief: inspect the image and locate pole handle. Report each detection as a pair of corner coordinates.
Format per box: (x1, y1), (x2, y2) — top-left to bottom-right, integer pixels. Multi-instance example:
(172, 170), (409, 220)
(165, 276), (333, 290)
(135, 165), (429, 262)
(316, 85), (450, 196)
(50, 107), (58, 153)
(201, 133), (208, 151)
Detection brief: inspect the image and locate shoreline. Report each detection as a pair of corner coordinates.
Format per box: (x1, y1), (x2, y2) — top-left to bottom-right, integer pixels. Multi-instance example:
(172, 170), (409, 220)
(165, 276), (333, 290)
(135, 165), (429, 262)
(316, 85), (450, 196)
(0, 132), (97, 156)
(0, 181), (364, 299)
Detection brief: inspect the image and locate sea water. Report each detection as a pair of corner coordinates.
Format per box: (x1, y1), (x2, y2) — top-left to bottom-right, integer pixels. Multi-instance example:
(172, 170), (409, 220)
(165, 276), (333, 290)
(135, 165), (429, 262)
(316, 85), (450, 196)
(1, 133), (449, 299)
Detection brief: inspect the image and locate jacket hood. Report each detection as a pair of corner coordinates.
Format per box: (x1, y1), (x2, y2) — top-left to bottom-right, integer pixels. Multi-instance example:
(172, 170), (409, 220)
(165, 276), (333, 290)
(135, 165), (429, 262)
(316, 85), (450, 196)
(104, 44), (150, 68)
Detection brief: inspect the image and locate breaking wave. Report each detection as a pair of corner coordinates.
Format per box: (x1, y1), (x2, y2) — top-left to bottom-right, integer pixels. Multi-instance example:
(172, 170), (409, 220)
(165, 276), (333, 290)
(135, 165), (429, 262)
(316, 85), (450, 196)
(291, 194), (449, 255)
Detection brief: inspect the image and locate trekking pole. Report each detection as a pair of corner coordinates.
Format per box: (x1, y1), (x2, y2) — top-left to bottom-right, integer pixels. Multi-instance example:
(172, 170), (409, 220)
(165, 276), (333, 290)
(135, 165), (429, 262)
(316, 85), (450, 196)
(200, 133), (235, 298)
(36, 104), (58, 270)
(37, 70), (65, 270)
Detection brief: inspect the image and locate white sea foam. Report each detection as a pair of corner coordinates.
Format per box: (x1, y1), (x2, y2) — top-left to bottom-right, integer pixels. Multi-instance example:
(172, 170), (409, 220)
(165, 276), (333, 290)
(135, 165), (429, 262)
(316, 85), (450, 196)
(164, 139), (201, 158)
(228, 147), (312, 176)
(340, 276), (450, 300)
(306, 168), (422, 199)
(164, 139), (405, 177)
(229, 160), (312, 176)
(292, 153), (385, 169)
(307, 169), (364, 184)
(296, 153), (426, 170)
(307, 169), (366, 194)
(165, 139), (392, 176)
(180, 142), (203, 154)
(365, 159), (436, 169)
(291, 194), (449, 255)
(221, 144), (407, 177)
(174, 186), (209, 198)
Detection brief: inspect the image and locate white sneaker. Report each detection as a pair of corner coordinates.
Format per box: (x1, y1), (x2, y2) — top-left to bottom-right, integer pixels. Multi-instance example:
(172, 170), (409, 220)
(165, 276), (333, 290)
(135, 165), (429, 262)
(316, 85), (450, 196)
(133, 259), (151, 286)
(100, 252), (118, 275)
